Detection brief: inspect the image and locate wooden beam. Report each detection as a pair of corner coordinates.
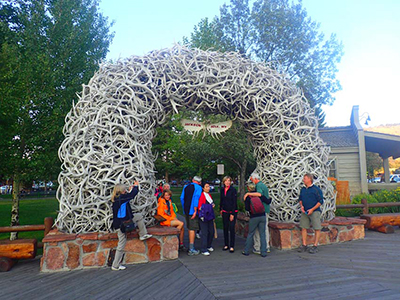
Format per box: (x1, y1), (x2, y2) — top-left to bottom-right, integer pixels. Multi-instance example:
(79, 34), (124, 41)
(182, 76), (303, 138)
(0, 257), (16, 272)
(0, 239), (37, 259)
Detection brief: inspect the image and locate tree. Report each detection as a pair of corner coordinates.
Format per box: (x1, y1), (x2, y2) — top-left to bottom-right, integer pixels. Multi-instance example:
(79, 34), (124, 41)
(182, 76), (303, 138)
(153, 114), (191, 182)
(153, 110), (256, 201)
(183, 17), (235, 53)
(184, 0), (344, 124)
(366, 152), (382, 179)
(0, 0), (114, 239)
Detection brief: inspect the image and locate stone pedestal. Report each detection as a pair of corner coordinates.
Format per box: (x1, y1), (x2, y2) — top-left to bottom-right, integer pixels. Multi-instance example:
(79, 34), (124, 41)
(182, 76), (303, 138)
(41, 226), (179, 272)
(236, 213), (366, 250)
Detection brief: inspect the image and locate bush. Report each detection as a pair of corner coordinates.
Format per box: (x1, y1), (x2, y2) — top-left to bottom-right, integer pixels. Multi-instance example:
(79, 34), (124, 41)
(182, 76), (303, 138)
(342, 188), (400, 216)
(351, 193), (380, 214)
(370, 188), (400, 213)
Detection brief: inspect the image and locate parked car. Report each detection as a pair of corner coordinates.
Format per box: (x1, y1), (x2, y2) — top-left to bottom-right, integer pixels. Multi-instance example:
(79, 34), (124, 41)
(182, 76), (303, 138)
(371, 177), (382, 183)
(390, 174), (400, 183)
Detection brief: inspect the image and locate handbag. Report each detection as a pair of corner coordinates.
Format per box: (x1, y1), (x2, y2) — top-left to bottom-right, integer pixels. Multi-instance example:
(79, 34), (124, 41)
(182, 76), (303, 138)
(153, 214), (167, 223)
(122, 219), (136, 232)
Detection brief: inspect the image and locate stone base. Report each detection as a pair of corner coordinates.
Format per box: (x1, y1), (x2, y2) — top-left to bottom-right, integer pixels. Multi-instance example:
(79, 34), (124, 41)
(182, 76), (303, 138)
(236, 213), (366, 250)
(40, 226), (179, 272)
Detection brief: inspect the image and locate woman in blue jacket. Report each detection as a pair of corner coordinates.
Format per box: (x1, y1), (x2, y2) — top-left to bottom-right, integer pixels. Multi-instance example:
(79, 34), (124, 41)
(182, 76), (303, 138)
(111, 181), (152, 271)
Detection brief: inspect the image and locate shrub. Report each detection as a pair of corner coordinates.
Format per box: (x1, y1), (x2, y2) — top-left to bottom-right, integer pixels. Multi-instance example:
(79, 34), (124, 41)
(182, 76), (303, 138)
(351, 193), (380, 214)
(343, 188), (400, 216)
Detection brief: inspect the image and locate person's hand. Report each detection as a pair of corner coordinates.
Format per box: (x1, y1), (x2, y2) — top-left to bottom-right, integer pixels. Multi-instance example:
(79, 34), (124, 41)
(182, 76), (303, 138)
(229, 214), (234, 222)
(301, 206), (305, 213)
(243, 193), (249, 200)
(220, 210), (223, 216)
(212, 204), (215, 208)
(133, 180), (139, 186)
(307, 209), (313, 215)
(191, 211), (197, 219)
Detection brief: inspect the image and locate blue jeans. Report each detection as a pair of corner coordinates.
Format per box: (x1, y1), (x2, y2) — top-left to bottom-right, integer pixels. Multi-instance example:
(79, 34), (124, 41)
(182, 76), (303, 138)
(244, 215), (267, 256)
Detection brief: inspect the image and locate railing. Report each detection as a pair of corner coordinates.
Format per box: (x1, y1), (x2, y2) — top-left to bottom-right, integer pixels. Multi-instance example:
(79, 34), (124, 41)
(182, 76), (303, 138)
(0, 217), (54, 248)
(337, 199), (400, 215)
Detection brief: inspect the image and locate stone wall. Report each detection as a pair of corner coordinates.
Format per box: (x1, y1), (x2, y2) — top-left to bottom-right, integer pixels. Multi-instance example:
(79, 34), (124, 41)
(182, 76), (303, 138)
(41, 226), (179, 272)
(236, 213), (366, 250)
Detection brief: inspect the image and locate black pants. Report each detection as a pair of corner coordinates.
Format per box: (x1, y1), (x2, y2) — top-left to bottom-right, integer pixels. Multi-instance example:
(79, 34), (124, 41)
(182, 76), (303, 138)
(199, 219), (215, 252)
(222, 212), (237, 248)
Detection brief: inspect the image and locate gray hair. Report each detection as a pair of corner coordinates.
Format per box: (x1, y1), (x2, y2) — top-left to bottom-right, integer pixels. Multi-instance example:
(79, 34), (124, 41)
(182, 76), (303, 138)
(250, 172), (261, 180)
(193, 176), (202, 183)
(247, 182), (256, 192)
(163, 183), (170, 190)
(304, 173), (314, 183)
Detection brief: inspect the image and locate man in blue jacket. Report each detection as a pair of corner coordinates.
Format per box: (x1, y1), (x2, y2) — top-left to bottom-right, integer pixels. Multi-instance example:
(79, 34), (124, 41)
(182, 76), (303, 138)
(298, 173), (324, 254)
(180, 176), (202, 255)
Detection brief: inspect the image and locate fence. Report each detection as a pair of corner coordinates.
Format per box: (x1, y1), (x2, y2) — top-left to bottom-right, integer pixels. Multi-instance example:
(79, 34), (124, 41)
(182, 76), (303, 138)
(337, 199), (400, 215)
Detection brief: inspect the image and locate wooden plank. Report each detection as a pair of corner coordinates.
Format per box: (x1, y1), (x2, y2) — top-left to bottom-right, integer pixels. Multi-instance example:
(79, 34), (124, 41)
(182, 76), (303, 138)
(0, 257), (16, 272)
(0, 228), (399, 299)
(0, 239), (37, 259)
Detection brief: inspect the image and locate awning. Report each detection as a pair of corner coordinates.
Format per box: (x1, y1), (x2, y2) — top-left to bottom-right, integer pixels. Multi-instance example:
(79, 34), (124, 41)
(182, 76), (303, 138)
(364, 131), (400, 159)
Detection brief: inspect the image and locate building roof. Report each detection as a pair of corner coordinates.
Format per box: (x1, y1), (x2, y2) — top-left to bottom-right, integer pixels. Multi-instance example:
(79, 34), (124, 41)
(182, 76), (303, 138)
(364, 131), (400, 159)
(319, 126), (358, 148)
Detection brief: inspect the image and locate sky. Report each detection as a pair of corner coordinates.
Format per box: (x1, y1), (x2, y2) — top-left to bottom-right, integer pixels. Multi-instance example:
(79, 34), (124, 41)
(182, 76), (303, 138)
(98, 0), (400, 128)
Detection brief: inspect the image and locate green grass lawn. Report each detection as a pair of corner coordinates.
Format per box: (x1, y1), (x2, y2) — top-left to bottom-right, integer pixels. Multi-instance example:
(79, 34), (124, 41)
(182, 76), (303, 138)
(0, 197), (59, 241)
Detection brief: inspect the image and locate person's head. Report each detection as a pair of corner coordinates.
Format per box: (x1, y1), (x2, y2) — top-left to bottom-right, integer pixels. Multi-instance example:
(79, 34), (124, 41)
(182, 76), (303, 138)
(247, 182), (256, 192)
(163, 183), (170, 190)
(222, 176), (232, 187)
(158, 182), (163, 187)
(192, 176), (202, 184)
(111, 184), (128, 202)
(161, 189), (172, 200)
(250, 172), (261, 184)
(202, 182), (210, 193)
(303, 173), (314, 187)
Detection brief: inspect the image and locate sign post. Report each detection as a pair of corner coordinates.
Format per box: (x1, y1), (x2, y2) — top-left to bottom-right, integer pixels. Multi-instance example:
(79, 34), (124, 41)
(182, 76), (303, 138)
(217, 164), (224, 175)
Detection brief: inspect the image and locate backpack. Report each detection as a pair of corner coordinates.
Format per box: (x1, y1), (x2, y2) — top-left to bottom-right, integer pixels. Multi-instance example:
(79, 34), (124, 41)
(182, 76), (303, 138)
(249, 196), (265, 215)
(199, 203), (215, 222)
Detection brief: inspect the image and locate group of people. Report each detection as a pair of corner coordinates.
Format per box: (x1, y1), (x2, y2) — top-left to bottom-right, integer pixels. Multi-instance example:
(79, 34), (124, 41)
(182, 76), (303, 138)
(109, 172), (324, 270)
(159, 173), (273, 257)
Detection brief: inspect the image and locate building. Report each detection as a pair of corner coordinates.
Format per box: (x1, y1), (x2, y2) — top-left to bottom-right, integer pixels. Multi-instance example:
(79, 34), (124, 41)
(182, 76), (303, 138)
(319, 105), (400, 198)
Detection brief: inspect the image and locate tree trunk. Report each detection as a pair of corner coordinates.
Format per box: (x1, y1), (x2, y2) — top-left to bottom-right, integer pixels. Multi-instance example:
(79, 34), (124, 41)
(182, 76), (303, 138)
(165, 170), (169, 184)
(10, 176), (21, 241)
(238, 159), (247, 203)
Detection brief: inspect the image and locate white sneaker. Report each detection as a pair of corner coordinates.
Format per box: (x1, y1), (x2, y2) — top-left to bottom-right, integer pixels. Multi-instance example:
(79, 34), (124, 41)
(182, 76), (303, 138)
(252, 249), (261, 255)
(202, 251), (210, 256)
(207, 247), (214, 252)
(139, 234), (152, 241)
(111, 265), (126, 271)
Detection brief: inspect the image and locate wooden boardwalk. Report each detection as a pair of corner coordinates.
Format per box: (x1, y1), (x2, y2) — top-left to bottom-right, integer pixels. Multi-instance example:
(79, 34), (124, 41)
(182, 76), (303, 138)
(1, 228), (400, 299)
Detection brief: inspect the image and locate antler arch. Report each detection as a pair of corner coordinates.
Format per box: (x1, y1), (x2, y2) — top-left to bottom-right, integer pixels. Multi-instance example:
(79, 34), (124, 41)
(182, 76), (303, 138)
(56, 45), (335, 233)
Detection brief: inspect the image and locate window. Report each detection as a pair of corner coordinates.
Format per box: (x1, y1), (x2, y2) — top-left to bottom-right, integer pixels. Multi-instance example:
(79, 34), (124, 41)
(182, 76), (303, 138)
(328, 159), (337, 178)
